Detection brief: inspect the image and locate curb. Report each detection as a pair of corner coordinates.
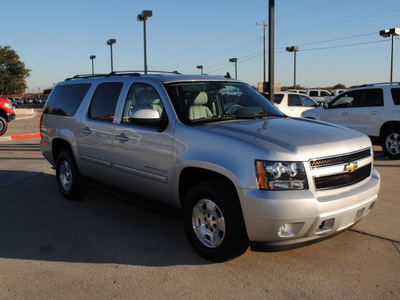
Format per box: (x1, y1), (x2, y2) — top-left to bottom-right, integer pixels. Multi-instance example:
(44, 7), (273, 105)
(0, 133), (40, 142)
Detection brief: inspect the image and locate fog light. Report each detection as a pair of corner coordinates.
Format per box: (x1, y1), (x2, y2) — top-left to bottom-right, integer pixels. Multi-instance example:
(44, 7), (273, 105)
(278, 224), (286, 236)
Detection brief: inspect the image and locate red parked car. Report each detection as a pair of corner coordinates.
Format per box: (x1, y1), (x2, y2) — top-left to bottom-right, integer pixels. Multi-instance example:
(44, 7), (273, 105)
(0, 98), (16, 136)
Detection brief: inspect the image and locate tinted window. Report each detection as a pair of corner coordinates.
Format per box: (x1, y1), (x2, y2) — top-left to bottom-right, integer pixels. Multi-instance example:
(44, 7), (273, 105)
(391, 88), (400, 105)
(321, 91), (331, 96)
(44, 83), (91, 116)
(288, 94), (302, 106)
(273, 94), (284, 104)
(309, 91), (318, 97)
(352, 89), (383, 107)
(88, 82), (123, 122)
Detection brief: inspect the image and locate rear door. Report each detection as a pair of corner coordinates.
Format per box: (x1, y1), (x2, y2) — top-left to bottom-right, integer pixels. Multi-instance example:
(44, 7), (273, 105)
(76, 82), (123, 182)
(349, 88), (383, 136)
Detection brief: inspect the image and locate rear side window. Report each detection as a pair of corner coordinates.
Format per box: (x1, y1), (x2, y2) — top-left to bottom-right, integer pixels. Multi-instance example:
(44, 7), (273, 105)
(309, 91), (318, 97)
(88, 82), (123, 122)
(391, 88), (400, 105)
(288, 94), (302, 106)
(44, 83), (91, 116)
(273, 94), (284, 104)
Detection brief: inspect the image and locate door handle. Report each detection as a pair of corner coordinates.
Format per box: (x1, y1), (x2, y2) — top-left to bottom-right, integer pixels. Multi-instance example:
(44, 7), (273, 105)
(82, 127), (92, 136)
(342, 112), (348, 115)
(116, 133), (129, 143)
(372, 111), (380, 115)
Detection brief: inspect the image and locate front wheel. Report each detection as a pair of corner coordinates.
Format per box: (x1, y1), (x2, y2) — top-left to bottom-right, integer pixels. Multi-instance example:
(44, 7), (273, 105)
(55, 151), (88, 199)
(0, 116), (8, 136)
(381, 127), (400, 160)
(183, 181), (249, 262)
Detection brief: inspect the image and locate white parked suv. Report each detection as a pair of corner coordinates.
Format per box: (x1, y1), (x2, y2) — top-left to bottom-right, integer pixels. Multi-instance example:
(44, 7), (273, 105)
(40, 72), (380, 262)
(302, 82), (400, 160)
(272, 91), (318, 117)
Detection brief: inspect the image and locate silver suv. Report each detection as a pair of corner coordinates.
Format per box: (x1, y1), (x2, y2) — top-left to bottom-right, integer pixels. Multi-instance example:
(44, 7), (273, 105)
(40, 73), (380, 262)
(302, 82), (400, 159)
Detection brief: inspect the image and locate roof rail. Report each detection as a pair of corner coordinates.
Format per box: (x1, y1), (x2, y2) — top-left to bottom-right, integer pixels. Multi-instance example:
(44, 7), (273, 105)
(65, 70), (180, 81)
(359, 82), (400, 87)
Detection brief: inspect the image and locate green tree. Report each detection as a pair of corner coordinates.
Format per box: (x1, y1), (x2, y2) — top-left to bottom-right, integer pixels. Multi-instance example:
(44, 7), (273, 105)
(0, 45), (31, 96)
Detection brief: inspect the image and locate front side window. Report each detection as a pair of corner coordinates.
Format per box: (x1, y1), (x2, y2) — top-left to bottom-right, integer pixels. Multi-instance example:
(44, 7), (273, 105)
(121, 83), (164, 124)
(88, 82), (123, 122)
(165, 81), (284, 124)
(300, 95), (318, 107)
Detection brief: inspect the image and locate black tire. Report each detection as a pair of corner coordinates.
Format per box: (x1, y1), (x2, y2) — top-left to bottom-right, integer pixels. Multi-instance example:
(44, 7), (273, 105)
(55, 151), (88, 200)
(0, 116), (7, 136)
(183, 181), (249, 262)
(381, 127), (400, 160)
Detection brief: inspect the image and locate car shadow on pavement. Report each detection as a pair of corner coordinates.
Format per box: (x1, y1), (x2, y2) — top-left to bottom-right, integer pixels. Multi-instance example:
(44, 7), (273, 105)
(0, 171), (210, 266)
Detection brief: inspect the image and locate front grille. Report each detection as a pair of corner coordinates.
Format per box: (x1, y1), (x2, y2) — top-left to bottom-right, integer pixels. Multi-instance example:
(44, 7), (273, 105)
(310, 148), (371, 168)
(314, 163), (371, 190)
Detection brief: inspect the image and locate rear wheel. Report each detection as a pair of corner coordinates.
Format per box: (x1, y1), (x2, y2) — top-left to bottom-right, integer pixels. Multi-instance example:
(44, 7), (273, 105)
(381, 127), (400, 160)
(183, 181), (249, 262)
(56, 151), (88, 199)
(0, 116), (7, 136)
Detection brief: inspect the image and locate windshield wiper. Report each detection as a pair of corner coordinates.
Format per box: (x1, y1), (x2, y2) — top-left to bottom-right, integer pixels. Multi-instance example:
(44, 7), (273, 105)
(190, 115), (235, 124)
(230, 112), (286, 119)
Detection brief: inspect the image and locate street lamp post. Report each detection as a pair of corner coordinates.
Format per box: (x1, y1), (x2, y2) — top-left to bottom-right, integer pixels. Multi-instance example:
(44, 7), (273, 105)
(90, 55), (96, 75)
(107, 39), (116, 73)
(137, 10), (153, 74)
(196, 65), (203, 74)
(229, 58), (238, 79)
(380, 28), (400, 83)
(286, 46), (299, 89)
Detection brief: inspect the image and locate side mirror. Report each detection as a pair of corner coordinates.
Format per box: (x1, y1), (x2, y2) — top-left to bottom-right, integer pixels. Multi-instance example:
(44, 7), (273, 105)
(129, 109), (167, 131)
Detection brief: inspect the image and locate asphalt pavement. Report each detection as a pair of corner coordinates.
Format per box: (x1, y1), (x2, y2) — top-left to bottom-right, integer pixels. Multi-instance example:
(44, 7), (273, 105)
(0, 107), (399, 299)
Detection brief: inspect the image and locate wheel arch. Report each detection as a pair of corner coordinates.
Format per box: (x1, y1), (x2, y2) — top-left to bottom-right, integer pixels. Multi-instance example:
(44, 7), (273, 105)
(379, 121), (400, 138)
(51, 138), (74, 163)
(178, 167), (238, 208)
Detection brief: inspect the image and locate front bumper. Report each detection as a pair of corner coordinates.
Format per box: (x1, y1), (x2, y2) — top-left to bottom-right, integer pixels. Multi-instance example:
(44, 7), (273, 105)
(239, 168), (380, 250)
(7, 113), (16, 122)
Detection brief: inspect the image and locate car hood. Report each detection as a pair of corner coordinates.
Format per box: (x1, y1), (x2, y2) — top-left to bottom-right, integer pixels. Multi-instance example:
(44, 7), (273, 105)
(201, 117), (371, 161)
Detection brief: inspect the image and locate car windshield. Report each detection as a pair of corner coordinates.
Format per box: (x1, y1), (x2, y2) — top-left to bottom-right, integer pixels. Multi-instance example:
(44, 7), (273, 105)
(164, 81), (285, 125)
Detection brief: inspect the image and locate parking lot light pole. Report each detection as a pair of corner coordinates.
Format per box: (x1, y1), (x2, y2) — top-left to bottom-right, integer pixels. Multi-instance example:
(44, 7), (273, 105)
(197, 65), (203, 74)
(286, 46), (299, 89)
(229, 58), (238, 79)
(380, 28), (400, 84)
(90, 55), (96, 75)
(137, 10), (153, 74)
(107, 39), (116, 73)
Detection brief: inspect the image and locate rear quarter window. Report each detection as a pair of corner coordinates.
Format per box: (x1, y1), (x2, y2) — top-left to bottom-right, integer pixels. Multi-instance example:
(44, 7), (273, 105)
(44, 83), (91, 116)
(391, 88), (400, 105)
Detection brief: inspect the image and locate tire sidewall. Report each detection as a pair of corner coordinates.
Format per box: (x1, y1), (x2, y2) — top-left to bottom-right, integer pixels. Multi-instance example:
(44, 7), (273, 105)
(381, 127), (400, 160)
(0, 117), (7, 136)
(183, 181), (248, 262)
(55, 151), (86, 199)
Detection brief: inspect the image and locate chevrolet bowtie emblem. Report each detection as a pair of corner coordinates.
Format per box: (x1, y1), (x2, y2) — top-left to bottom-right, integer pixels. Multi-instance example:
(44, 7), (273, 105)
(345, 162), (358, 173)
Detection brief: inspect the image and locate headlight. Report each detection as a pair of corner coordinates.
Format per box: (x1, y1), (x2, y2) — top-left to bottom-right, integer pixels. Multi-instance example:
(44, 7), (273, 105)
(6, 102), (13, 110)
(255, 160), (308, 190)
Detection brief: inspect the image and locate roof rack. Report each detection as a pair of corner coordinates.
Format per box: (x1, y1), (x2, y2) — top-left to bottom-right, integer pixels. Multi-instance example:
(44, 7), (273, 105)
(359, 82), (400, 87)
(65, 70), (180, 81)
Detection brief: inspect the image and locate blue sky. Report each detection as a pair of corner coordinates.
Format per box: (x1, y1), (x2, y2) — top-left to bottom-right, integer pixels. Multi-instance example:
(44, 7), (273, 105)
(3, 0), (400, 93)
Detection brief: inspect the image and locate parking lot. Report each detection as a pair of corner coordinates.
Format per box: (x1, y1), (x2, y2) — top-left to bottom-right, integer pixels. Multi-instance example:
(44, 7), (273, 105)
(0, 108), (399, 299)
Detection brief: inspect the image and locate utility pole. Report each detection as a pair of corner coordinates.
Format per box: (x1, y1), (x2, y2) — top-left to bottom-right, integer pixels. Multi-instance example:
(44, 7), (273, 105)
(268, 0), (275, 102)
(256, 22), (268, 83)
